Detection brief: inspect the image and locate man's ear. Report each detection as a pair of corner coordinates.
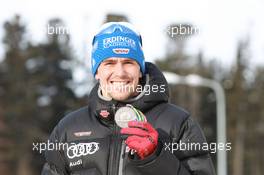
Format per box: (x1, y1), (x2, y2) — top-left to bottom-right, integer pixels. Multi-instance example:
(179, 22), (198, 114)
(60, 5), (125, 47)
(95, 73), (99, 80)
(139, 72), (142, 78)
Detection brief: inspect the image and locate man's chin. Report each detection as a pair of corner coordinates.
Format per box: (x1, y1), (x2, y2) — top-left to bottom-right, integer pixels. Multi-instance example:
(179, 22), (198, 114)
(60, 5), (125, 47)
(110, 93), (131, 101)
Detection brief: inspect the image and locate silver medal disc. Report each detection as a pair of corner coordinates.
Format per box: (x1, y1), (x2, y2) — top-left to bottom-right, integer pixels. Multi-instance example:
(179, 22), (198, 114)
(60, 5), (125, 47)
(114, 106), (137, 128)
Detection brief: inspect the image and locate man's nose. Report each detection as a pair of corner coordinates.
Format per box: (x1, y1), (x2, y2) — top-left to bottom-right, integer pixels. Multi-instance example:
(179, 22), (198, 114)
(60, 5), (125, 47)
(114, 63), (126, 76)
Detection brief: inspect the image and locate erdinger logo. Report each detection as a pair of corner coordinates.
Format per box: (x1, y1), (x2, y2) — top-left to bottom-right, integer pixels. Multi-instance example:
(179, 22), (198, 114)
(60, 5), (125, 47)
(113, 48), (130, 54)
(67, 142), (99, 159)
(103, 36), (136, 49)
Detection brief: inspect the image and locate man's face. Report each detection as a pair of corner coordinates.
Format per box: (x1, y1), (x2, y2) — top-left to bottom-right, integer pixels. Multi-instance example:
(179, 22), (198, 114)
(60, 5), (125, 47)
(95, 57), (142, 101)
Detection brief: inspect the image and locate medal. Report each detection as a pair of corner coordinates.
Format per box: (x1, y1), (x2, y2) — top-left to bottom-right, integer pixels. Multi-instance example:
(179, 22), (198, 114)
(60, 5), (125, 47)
(115, 104), (147, 128)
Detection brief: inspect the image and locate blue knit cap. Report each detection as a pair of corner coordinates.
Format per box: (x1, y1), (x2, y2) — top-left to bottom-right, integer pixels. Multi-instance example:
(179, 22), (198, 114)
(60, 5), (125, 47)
(91, 22), (145, 76)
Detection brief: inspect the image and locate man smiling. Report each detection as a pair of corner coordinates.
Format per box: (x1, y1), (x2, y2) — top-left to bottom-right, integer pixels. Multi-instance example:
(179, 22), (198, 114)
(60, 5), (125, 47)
(42, 22), (215, 175)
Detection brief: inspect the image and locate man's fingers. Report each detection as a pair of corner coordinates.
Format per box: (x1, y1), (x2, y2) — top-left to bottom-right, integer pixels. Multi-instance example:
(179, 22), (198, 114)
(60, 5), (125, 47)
(128, 121), (155, 132)
(121, 127), (149, 137)
(125, 136), (151, 159)
(126, 135), (146, 145)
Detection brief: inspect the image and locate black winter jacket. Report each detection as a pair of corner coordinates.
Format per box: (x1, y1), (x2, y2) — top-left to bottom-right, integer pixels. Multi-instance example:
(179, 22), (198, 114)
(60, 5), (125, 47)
(41, 62), (216, 175)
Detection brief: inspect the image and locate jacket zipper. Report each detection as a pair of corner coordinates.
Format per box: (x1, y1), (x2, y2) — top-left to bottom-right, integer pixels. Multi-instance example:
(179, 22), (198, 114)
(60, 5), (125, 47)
(118, 141), (125, 175)
(108, 103), (124, 175)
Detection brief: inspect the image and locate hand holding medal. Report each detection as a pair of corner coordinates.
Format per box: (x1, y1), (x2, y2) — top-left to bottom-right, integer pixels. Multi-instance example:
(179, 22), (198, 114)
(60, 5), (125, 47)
(116, 104), (158, 159)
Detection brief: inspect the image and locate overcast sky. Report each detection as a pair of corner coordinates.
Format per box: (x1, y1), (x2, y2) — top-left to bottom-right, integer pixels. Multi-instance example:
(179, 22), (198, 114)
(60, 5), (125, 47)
(1, 0), (264, 70)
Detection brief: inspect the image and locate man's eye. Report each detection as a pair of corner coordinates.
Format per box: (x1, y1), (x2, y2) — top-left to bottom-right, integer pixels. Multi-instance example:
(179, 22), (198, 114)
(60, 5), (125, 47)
(104, 62), (113, 65)
(124, 61), (133, 64)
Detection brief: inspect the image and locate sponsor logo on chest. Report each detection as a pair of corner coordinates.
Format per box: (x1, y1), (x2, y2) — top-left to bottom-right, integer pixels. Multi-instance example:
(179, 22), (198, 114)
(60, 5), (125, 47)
(69, 159), (82, 167)
(67, 142), (99, 159)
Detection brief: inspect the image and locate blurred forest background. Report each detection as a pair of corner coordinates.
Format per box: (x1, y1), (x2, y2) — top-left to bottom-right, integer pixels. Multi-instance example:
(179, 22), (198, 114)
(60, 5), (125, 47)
(0, 14), (263, 175)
